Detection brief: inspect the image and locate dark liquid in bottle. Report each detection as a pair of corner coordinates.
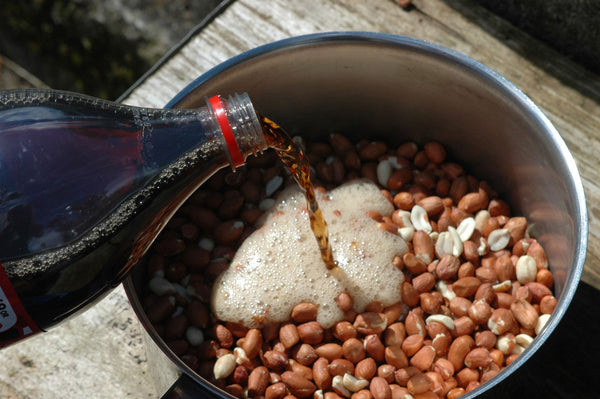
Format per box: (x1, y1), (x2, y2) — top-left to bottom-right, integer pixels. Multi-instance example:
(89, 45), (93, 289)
(260, 116), (336, 270)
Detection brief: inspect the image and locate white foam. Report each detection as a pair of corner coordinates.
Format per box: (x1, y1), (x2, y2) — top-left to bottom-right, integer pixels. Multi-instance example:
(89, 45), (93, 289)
(211, 180), (408, 328)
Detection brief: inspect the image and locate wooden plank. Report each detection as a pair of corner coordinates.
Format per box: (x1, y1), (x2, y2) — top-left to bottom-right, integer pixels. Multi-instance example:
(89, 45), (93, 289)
(124, 0), (600, 290)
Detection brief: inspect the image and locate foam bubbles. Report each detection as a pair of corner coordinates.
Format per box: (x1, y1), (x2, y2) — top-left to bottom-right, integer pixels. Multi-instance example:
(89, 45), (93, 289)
(211, 180), (408, 328)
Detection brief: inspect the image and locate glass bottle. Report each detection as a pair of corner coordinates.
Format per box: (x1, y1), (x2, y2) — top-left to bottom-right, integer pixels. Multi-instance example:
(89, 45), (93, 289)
(0, 89), (267, 347)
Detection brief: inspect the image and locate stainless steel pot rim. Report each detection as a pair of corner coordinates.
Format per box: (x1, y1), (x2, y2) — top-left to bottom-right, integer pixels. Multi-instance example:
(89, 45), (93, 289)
(128, 31), (587, 398)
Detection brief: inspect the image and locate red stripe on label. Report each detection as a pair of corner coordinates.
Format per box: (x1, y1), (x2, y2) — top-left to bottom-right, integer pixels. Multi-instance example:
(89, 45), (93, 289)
(0, 262), (41, 348)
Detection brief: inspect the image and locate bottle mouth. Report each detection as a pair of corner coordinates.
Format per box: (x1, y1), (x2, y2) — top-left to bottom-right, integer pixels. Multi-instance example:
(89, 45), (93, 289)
(206, 93), (267, 171)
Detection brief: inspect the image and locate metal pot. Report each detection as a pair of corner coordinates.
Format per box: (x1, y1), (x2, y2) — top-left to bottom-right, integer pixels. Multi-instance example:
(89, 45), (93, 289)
(123, 32), (587, 398)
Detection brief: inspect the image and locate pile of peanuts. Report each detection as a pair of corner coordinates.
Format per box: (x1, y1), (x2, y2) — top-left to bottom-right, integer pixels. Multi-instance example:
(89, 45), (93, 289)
(142, 134), (557, 399)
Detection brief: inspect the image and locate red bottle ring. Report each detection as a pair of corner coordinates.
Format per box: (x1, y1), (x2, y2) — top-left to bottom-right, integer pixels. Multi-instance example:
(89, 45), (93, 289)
(208, 95), (244, 167)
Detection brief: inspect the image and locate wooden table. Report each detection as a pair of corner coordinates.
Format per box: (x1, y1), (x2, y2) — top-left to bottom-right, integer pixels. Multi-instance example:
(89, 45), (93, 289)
(0, 1), (598, 397)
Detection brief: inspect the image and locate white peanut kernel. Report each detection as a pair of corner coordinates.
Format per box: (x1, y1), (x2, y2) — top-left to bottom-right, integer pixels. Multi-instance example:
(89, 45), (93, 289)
(399, 226), (415, 241)
(488, 228), (511, 251)
(535, 314), (551, 335)
(515, 334), (534, 348)
(516, 255), (538, 284)
(149, 276), (176, 296)
(456, 217), (476, 242)
(411, 205), (432, 233)
(332, 375), (352, 397)
(185, 326), (205, 346)
(213, 353), (236, 380)
(377, 159), (393, 187)
(342, 373), (369, 392)
(436, 280), (456, 301)
(475, 210), (491, 232)
(492, 280), (512, 292)
(435, 231), (452, 258)
(448, 226), (464, 257)
(426, 314), (455, 330)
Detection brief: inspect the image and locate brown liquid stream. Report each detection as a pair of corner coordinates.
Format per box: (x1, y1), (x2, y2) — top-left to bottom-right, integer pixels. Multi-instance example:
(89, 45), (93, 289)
(260, 116), (337, 270)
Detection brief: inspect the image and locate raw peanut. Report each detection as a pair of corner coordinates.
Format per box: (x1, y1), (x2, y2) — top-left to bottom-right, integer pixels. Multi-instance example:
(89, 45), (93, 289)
(340, 338), (365, 363)
(424, 371), (444, 396)
(401, 282), (420, 307)
(385, 345), (409, 368)
(351, 389), (372, 399)
(417, 196), (444, 216)
(475, 266), (498, 284)
(504, 217), (527, 244)
(359, 141), (387, 161)
(215, 324), (233, 348)
(394, 366), (420, 386)
(393, 192), (415, 210)
(474, 282), (496, 304)
(214, 220), (244, 245)
(468, 299), (493, 325)
(536, 268), (554, 288)
(313, 357), (332, 390)
(405, 310), (426, 336)
(464, 347), (492, 368)
(224, 384), (244, 398)
(247, 366), (270, 396)
(435, 253), (460, 280)
(488, 308), (516, 335)
(457, 188), (488, 213)
(378, 364), (397, 383)
(447, 387), (466, 399)
(494, 254), (516, 281)
(403, 252), (428, 275)
(336, 292), (354, 312)
(146, 295), (176, 323)
(481, 363), (501, 383)
(333, 321), (357, 341)
(294, 343), (318, 365)
(425, 320), (451, 340)
(525, 282), (553, 303)
(431, 331), (452, 357)
(432, 358), (455, 380)
(420, 292), (441, 315)
(515, 333), (534, 349)
(397, 142), (418, 159)
(297, 321), (324, 344)
(496, 292), (515, 309)
(279, 323), (300, 348)
(354, 312), (388, 335)
(449, 297), (472, 318)
(383, 303), (404, 324)
(389, 385), (411, 399)
(458, 261), (475, 278)
(242, 329), (263, 359)
(452, 277), (481, 297)
(511, 299), (539, 330)
(263, 350), (288, 371)
(540, 296), (558, 314)
(364, 334), (386, 361)
(291, 302), (319, 323)
(424, 141), (446, 163)
(488, 198), (511, 216)
(413, 230), (435, 264)
(370, 376), (392, 399)
(281, 370), (317, 398)
(496, 333), (516, 355)
(265, 382), (287, 399)
(410, 345), (436, 371)
(365, 301), (384, 313)
(451, 316), (475, 337)
(506, 353), (520, 366)
(384, 323), (406, 348)
(328, 358), (355, 377)
(407, 373), (433, 395)
(402, 334), (425, 357)
(316, 343), (344, 362)
(355, 357), (378, 380)
(527, 239), (549, 269)
(475, 330), (497, 350)
(412, 272), (436, 293)
(448, 335), (475, 371)
(489, 349), (504, 367)
(289, 359), (313, 380)
(455, 367), (479, 388)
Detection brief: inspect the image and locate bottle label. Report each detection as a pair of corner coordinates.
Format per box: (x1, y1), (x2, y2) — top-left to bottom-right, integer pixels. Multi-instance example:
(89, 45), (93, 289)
(0, 262), (41, 348)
